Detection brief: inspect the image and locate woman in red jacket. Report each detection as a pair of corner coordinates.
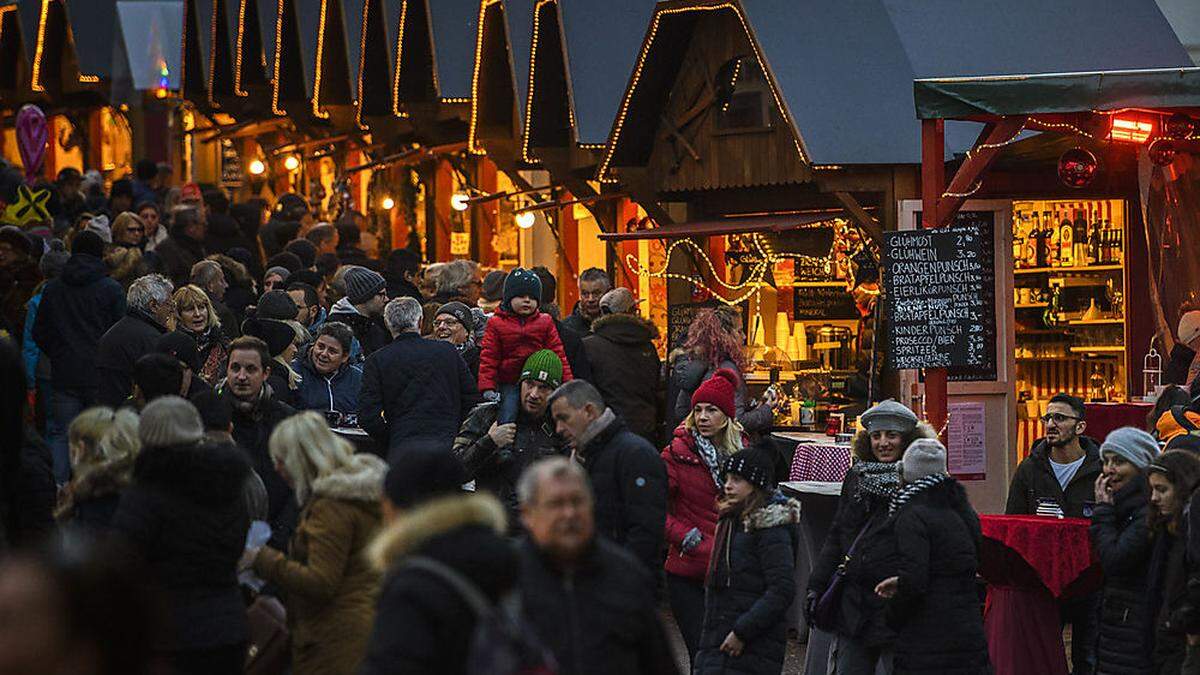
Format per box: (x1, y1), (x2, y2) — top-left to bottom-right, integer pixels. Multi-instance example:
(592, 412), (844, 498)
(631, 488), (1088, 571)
(662, 368), (746, 664)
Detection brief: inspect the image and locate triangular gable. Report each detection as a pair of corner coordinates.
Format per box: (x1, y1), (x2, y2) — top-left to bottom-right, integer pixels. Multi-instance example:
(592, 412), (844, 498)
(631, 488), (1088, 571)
(392, 0), (436, 111)
(66, 0), (117, 79)
(308, 0), (357, 120)
(210, 0), (237, 103)
(181, 0), (213, 105)
(31, 0), (103, 96)
(357, 0), (397, 121)
(468, 0), (528, 150)
(427, 0), (478, 100)
(271, 0), (316, 115)
(0, 3), (30, 100)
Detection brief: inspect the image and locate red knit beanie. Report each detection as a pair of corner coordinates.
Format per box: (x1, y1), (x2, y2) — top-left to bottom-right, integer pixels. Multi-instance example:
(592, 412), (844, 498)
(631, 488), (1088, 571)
(691, 368), (739, 419)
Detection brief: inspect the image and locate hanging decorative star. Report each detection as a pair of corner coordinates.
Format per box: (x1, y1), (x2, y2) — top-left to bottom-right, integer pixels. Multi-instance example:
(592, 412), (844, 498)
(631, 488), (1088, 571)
(2, 185), (51, 227)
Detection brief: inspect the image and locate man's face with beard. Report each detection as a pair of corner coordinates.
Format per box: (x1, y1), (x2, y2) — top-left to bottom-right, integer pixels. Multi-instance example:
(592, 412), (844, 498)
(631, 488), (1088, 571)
(1042, 401), (1084, 448)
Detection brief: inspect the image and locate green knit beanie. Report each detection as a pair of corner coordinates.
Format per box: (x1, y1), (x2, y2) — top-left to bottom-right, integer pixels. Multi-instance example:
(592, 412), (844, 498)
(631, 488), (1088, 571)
(520, 349), (564, 388)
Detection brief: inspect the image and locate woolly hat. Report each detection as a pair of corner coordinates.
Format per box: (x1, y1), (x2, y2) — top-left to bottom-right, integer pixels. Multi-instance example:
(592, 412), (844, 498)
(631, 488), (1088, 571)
(482, 270), (507, 302)
(256, 290), (298, 321)
(0, 225), (32, 256)
(263, 265), (291, 284)
(520, 349), (564, 388)
(71, 230), (106, 258)
(722, 446), (776, 491)
(502, 267), (542, 309)
(691, 368), (739, 419)
(156, 331), (201, 373)
(1100, 426), (1159, 470)
(902, 438), (948, 482)
(242, 317), (296, 358)
(180, 182), (203, 203)
(84, 214), (111, 243)
(345, 265), (386, 305)
(383, 445), (467, 508)
(860, 398), (918, 434)
(140, 395), (204, 448)
(38, 240), (69, 279)
(436, 301), (474, 332)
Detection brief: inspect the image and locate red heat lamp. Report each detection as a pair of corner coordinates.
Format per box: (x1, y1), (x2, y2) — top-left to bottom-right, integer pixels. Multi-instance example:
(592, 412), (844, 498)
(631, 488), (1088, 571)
(1108, 115), (1154, 143)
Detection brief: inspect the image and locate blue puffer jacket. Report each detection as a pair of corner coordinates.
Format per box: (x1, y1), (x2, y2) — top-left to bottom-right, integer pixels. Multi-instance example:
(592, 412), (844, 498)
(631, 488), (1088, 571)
(291, 350), (364, 417)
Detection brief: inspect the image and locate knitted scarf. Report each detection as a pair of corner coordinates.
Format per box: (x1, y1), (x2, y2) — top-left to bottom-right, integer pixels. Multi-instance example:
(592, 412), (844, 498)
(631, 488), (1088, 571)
(853, 461), (902, 502)
(692, 429), (739, 489)
(888, 473), (950, 515)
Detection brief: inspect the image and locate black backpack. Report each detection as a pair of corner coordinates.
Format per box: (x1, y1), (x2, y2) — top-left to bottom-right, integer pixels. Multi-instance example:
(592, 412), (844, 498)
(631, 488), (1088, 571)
(403, 556), (558, 675)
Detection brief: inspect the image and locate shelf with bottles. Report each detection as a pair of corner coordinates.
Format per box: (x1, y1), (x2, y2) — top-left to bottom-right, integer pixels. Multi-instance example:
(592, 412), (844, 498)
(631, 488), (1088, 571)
(1014, 264), (1124, 275)
(1012, 199), (1126, 271)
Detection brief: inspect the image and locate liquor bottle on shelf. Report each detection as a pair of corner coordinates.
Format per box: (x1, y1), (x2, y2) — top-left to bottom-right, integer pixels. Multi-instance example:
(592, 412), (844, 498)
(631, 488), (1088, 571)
(1073, 208), (1089, 267)
(1059, 209), (1074, 267)
(1113, 226), (1123, 263)
(1032, 212), (1050, 268)
(1013, 211), (1026, 269)
(1089, 219), (1103, 265)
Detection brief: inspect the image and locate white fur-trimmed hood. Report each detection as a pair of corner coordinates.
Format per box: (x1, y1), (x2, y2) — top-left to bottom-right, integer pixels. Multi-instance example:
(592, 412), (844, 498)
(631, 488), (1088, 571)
(311, 453), (388, 501)
(743, 497), (802, 531)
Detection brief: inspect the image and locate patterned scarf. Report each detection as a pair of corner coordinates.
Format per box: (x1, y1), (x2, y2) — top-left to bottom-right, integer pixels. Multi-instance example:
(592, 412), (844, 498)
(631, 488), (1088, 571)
(692, 429), (740, 489)
(888, 473), (950, 515)
(853, 461), (902, 502)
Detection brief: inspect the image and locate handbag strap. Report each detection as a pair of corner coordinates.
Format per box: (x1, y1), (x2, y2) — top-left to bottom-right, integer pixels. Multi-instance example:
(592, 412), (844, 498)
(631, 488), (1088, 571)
(842, 519), (872, 563)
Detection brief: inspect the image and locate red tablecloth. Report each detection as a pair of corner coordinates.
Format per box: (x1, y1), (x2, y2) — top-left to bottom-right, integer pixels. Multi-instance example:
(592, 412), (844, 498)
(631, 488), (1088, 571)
(979, 515), (1101, 675)
(788, 443), (851, 482)
(1084, 402), (1155, 444)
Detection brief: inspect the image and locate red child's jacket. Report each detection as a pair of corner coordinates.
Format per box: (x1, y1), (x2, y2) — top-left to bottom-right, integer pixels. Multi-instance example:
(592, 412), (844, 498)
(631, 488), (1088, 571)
(477, 308), (573, 391)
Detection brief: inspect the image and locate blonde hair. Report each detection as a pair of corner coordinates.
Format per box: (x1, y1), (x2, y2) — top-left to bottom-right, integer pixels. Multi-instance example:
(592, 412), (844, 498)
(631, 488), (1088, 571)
(172, 284), (221, 329)
(67, 407), (141, 477)
(268, 411), (358, 504)
(684, 408), (744, 457)
(111, 212), (146, 243)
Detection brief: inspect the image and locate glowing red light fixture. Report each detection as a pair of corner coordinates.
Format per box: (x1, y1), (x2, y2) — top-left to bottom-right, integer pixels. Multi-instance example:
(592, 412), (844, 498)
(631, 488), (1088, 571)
(1109, 116), (1154, 143)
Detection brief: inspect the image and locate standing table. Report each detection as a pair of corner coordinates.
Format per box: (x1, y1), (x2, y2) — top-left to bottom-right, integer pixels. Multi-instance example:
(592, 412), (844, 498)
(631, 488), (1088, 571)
(979, 515), (1101, 675)
(1083, 401), (1155, 443)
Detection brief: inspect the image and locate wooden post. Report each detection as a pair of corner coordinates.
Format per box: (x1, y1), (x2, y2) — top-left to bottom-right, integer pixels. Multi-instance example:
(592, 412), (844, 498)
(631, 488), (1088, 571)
(921, 118), (947, 435)
(473, 157), (499, 267)
(560, 192), (580, 312)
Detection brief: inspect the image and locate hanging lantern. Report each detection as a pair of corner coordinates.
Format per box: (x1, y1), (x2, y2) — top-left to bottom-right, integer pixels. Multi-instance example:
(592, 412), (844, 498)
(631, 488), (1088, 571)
(1058, 147), (1098, 189)
(1165, 113), (1195, 140)
(1149, 138), (1177, 167)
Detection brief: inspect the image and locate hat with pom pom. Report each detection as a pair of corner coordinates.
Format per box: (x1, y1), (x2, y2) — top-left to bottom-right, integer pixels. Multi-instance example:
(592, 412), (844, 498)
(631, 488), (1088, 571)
(691, 368), (739, 420)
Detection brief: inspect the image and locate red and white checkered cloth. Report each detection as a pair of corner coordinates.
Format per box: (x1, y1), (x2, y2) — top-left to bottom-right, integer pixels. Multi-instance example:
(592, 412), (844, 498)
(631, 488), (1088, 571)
(789, 443), (852, 482)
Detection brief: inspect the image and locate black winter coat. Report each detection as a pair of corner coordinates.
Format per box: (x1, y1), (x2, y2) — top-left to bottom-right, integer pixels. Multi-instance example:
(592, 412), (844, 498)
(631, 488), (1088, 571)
(518, 536), (679, 675)
(694, 496), (800, 675)
(32, 253), (125, 395)
(155, 232), (206, 288)
(96, 308), (168, 407)
(453, 401), (563, 526)
(574, 414), (667, 573)
(112, 441), (251, 652)
(582, 313), (662, 444)
(1149, 525), (1189, 674)
(1091, 478), (1154, 675)
(885, 479), (989, 675)
(10, 429), (55, 548)
(1005, 436), (1102, 518)
(561, 302), (593, 334)
(328, 304), (392, 360)
(203, 212), (257, 261)
(359, 332), (479, 460)
(554, 317), (593, 384)
(360, 493), (518, 675)
(220, 384), (297, 550)
(260, 216), (300, 259)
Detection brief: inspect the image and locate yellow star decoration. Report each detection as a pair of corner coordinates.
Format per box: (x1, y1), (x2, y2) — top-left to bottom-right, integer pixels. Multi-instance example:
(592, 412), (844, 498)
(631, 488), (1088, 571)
(2, 185), (51, 227)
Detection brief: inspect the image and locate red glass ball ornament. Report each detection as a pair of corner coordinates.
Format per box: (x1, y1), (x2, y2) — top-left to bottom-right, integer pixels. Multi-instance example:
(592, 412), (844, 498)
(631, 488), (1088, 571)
(1058, 147), (1098, 189)
(1149, 138), (1177, 167)
(1165, 113), (1195, 140)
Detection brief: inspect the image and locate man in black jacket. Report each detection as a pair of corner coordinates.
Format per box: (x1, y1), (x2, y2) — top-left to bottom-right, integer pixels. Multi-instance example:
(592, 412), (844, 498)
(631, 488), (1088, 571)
(32, 231), (126, 482)
(1005, 392), (1101, 675)
(217, 336), (297, 550)
(548, 380), (666, 573)
(561, 267), (610, 335)
(454, 350), (566, 526)
(96, 273), (174, 407)
(360, 297), (479, 462)
(327, 266), (391, 359)
(155, 207), (207, 288)
(582, 288), (662, 444)
(516, 456), (678, 675)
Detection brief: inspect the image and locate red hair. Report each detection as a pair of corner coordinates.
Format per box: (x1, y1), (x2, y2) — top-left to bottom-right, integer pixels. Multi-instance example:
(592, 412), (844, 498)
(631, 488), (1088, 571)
(684, 308), (747, 371)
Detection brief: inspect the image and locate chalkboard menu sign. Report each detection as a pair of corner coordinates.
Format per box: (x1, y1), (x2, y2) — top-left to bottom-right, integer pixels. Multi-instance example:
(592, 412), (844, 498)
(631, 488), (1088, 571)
(667, 301), (707, 351)
(793, 284), (858, 320)
(883, 211), (997, 379)
(219, 139), (243, 188)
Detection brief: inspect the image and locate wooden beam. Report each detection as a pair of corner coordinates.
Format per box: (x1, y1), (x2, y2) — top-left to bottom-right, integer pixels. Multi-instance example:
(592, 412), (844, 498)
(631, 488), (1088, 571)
(935, 116), (1027, 227)
(920, 118), (947, 436)
(832, 191), (884, 247)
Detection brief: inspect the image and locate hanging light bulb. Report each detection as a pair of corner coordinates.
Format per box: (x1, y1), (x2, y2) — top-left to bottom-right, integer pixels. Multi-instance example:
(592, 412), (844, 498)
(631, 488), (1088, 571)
(450, 192), (470, 211)
(516, 211), (536, 229)
(248, 159), (266, 176)
(381, 196), (395, 210)
(283, 155), (301, 171)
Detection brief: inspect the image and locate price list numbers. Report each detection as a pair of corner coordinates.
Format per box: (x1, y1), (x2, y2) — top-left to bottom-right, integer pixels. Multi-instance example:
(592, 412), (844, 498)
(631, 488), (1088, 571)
(884, 224), (990, 370)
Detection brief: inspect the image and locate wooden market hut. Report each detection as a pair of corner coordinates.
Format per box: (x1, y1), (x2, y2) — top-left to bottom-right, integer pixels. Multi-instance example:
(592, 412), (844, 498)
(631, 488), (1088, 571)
(388, 0), (478, 146)
(0, 1), (33, 110)
(207, 0), (278, 119)
(24, 0), (106, 108)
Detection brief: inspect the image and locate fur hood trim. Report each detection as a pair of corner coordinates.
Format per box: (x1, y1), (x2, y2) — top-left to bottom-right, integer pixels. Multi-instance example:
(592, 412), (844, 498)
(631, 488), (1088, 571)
(367, 492), (507, 571)
(852, 420), (937, 461)
(55, 455), (134, 519)
(743, 497), (802, 531)
(311, 453), (388, 502)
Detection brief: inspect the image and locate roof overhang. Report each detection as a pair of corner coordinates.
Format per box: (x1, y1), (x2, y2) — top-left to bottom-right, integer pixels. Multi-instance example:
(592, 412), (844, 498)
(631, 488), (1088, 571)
(597, 211), (841, 241)
(30, 0), (105, 104)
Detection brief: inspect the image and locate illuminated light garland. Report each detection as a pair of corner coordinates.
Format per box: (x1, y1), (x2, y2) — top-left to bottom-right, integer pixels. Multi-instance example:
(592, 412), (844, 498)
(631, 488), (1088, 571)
(390, 0), (408, 117)
(578, 143), (605, 150)
(441, 97), (470, 104)
(233, 0), (248, 96)
(942, 181), (983, 199)
(598, 3), (810, 180)
(78, 74), (99, 84)
(311, 0), (331, 119)
(208, 0), (222, 105)
(271, 0), (286, 115)
(31, 0), (49, 92)
(720, 57), (742, 113)
(467, 0), (503, 153)
(354, 0), (370, 128)
(520, 0), (556, 164)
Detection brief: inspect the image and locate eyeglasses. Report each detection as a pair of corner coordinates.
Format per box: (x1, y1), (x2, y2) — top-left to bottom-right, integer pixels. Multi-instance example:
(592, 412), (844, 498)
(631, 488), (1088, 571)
(1040, 413), (1080, 424)
(432, 318), (461, 328)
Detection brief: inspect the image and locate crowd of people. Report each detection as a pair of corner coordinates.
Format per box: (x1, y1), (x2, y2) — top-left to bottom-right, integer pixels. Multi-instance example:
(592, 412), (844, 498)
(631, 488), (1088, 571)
(12, 159), (1200, 675)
